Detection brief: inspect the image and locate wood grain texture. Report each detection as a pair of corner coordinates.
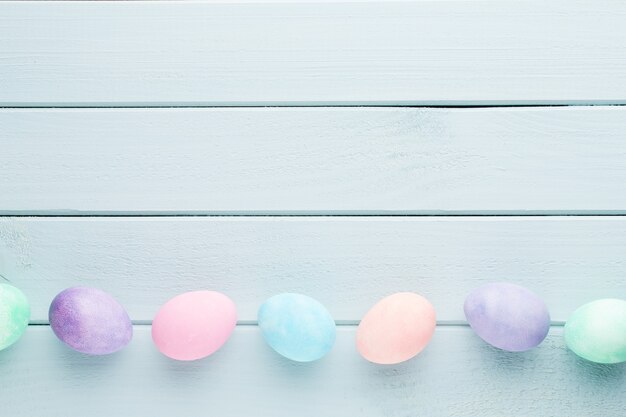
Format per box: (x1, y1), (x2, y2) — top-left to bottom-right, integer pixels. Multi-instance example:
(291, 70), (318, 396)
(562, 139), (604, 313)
(3, 106), (626, 214)
(2, 1), (626, 106)
(1, 217), (624, 322)
(0, 326), (623, 417)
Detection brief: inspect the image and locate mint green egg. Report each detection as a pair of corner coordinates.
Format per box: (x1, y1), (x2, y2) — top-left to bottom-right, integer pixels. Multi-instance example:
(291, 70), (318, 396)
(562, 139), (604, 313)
(0, 284), (30, 351)
(564, 299), (626, 364)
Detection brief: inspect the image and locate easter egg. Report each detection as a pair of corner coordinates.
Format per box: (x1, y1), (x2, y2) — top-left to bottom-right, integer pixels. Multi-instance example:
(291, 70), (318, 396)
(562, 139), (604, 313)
(0, 284), (30, 351)
(152, 291), (237, 361)
(258, 293), (336, 362)
(464, 282), (550, 352)
(49, 287), (132, 355)
(564, 298), (626, 364)
(356, 292), (436, 365)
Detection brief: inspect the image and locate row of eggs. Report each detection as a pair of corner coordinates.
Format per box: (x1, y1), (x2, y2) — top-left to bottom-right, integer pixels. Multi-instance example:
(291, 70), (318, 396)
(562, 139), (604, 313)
(0, 282), (625, 364)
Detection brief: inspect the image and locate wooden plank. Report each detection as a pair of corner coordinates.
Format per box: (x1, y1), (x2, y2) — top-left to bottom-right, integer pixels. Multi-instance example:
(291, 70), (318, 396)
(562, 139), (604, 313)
(1, 216), (624, 322)
(2, 106), (626, 214)
(0, 326), (623, 417)
(1, 1), (626, 106)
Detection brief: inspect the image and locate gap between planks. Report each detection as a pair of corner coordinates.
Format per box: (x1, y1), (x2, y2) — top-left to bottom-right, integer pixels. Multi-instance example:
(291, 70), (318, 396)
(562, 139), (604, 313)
(2, 104), (626, 110)
(5, 212), (626, 217)
(27, 321), (567, 327)
(2, 102), (626, 108)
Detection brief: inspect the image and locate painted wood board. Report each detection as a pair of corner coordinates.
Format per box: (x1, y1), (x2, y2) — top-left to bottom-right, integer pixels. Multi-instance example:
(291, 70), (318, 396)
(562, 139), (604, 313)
(1, 216), (624, 322)
(3, 106), (626, 215)
(0, 326), (623, 417)
(2, 1), (626, 106)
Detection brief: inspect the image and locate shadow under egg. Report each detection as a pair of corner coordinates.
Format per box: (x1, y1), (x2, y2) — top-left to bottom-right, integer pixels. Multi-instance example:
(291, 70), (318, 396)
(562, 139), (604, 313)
(564, 348), (625, 385)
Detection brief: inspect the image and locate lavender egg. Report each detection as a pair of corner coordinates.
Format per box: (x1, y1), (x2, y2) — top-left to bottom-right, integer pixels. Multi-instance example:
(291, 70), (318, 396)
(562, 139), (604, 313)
(464, 282), (550, 352)
(49, 287), (133, 355)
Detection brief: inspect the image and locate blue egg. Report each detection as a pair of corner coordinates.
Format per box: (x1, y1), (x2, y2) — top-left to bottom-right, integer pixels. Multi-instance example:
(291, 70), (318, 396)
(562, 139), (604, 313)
(258, 293), (336, 362)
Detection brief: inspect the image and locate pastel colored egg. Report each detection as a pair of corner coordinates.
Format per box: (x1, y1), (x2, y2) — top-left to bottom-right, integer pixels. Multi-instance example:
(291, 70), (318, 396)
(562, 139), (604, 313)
(49, 287), (132, 355)
(464, 282), (550, 352)
(0, 284), (30, 351)
(356, 292), (436, 365)
(152, 291), (237, 361)
(564, 298), (626, 364)
(258, 293), (336, 362)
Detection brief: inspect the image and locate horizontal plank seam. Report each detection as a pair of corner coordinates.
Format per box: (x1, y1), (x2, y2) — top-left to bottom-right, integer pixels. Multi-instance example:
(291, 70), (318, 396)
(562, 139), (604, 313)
(4, 213), (626, 217)
(27, 321), (567, 327)
(2, 103), (626, 110)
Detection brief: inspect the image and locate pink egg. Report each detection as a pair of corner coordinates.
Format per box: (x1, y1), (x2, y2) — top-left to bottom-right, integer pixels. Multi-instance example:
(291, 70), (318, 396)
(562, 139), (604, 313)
(356, 292), (436, 365)
(152, 291), (237, 361)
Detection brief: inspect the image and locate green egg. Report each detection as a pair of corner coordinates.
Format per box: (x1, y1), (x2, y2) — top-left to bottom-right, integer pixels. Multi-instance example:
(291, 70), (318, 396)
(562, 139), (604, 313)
(0, 283), (30, 351)
(564, 299), (626, 364)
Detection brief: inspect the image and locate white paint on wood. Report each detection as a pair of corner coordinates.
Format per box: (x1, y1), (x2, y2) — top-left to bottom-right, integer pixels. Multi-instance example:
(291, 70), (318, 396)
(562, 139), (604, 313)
(2, 106), (626, 214)
(0, 326), (623, 417)
(1, 1), (626, 105)
(1, 216), (624, 322)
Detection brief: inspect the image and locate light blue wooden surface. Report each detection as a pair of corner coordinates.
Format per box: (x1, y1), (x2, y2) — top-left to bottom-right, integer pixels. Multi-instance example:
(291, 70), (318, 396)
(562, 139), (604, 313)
(2, 107), (626, 215)
(1, 0), (626, 106)
(1, 216), (625, 323)
(1, 326), (624, 417)
(1, 1), (625, 416)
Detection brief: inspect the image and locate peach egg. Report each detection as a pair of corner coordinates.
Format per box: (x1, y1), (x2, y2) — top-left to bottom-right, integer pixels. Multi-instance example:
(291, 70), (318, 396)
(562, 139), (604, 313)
(356, 292), (436, 365)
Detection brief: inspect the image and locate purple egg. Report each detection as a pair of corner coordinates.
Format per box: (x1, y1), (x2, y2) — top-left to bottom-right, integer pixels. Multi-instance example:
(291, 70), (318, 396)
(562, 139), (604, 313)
(49, 287), (133, 355)
(464, 282), (550, 352)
